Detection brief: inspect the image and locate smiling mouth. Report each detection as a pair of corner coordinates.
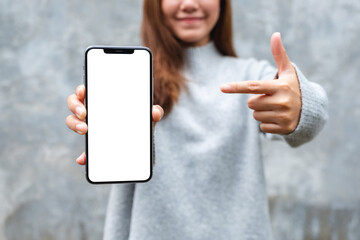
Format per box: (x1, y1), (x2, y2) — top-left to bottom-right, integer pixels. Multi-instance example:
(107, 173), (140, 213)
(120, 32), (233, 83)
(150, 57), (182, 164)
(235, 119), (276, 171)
(177, 17), (205, 23)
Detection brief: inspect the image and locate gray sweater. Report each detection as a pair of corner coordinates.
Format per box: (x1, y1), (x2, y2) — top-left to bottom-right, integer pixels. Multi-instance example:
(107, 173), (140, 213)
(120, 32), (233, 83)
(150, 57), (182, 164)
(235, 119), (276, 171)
(103, 42), (328, 240)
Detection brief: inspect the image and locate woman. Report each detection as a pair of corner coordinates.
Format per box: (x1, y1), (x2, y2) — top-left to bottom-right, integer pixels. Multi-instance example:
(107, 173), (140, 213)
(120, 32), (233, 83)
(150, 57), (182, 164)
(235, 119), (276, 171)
(66, 0), (328, 239)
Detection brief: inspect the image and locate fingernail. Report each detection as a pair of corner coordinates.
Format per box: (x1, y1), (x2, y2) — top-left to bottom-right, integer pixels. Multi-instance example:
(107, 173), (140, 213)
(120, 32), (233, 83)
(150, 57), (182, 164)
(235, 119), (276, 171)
(76, 106), (84, 118)
(221, 84), (231, 91)
(154, 107), (162, 120)
(76, 153), (82, 162)
(76, 123), (86, 132)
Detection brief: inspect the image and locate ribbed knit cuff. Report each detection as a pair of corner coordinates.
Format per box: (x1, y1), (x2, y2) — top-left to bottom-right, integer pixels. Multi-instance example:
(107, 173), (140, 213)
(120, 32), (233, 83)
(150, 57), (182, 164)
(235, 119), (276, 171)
(281, 63), (328, 147)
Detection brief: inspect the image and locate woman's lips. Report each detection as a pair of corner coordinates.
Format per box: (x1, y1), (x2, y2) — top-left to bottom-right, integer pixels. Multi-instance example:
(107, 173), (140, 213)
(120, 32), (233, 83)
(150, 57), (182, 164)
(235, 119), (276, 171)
(177, 17), (205, 24)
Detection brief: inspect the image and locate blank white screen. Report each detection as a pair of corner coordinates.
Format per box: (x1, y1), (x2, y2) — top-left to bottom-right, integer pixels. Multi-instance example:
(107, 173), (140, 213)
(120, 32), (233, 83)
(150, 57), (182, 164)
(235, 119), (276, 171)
(86, 48), (151, 183)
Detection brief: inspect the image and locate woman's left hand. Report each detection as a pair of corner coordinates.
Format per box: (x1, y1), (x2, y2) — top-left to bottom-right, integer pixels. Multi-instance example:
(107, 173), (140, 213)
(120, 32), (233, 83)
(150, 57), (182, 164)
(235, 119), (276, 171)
(220, 32), (301, 134)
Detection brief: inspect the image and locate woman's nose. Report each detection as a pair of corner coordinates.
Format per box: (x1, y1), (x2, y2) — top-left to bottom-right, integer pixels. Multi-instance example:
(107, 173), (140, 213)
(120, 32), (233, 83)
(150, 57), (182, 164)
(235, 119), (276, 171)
(179, 0), (200, 12)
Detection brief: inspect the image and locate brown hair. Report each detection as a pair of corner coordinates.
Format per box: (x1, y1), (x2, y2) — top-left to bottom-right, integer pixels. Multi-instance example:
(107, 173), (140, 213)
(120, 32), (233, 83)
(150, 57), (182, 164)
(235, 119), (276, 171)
(141, 0), (237, 115)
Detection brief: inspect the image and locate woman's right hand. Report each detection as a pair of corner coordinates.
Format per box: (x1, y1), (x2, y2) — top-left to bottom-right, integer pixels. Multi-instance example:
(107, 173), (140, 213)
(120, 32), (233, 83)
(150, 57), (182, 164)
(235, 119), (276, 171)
(66, 84), (164, 166)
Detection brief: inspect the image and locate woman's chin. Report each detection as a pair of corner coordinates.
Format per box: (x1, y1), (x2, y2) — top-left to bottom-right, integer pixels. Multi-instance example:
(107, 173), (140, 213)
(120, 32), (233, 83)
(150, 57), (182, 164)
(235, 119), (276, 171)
(178, 35), (210, 47)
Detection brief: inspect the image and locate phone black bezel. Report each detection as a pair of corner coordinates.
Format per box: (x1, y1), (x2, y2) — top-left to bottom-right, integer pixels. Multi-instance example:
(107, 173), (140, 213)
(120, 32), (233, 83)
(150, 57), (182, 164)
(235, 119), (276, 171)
(84, 45), (153, 184)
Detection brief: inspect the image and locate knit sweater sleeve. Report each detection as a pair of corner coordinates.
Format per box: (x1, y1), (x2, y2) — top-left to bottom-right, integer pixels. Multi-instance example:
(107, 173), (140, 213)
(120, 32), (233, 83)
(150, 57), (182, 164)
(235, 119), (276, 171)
(256, 60), (328, 147)
(103, 184), (135, 240)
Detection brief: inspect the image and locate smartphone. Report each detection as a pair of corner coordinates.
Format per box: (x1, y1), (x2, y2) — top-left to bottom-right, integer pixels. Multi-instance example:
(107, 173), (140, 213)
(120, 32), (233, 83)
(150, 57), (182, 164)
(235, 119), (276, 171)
(84, 46), (152, 184)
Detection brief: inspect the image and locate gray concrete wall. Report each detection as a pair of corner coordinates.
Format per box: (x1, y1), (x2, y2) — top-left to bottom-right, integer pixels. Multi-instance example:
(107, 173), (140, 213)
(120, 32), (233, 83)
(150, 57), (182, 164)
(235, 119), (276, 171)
(0, 0), (359, 239)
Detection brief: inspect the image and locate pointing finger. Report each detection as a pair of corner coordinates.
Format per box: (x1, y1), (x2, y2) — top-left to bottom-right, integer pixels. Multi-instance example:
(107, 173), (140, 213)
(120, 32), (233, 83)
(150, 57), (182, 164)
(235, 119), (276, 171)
(221, 80), (279, 95)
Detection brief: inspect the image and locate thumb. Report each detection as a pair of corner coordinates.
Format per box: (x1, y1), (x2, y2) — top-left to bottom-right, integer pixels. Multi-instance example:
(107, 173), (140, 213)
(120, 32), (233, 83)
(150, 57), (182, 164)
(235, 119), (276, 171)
(271, 32), (293, 75)
(152, 105), (164, 129)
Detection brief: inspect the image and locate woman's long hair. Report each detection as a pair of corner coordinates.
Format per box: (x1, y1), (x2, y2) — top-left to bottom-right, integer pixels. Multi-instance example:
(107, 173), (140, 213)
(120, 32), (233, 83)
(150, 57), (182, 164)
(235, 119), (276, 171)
(141, 0), (237, 115)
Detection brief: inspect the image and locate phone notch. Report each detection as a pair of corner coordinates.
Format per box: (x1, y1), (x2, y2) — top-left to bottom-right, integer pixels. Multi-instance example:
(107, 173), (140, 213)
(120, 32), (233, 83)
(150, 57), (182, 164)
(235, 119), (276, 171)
(103, 48), (134, 54)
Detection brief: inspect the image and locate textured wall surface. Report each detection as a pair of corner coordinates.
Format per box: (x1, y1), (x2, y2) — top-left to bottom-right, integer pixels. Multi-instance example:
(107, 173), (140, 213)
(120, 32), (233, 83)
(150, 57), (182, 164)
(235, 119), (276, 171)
(0, 0), (359, 239)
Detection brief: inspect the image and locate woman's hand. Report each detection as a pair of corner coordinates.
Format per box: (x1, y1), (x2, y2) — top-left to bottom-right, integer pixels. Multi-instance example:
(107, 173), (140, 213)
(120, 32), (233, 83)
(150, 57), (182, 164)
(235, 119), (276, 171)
(66, 84), (164, 165)
(220, 32), (301, 134)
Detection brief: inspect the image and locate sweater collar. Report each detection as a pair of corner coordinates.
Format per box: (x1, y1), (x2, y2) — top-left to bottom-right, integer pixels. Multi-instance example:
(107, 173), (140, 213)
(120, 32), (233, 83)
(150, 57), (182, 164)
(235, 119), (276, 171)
(184, 41), (220, 65)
